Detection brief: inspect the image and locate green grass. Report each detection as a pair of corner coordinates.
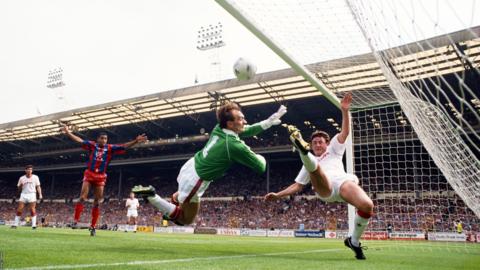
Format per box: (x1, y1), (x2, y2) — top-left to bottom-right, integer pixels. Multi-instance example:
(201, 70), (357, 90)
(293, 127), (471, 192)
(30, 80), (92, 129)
(0, 226), (479, 270)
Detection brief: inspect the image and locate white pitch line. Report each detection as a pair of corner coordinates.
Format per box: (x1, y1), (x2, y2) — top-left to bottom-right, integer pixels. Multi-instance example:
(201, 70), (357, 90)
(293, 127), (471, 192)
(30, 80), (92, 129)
(5, 247), (347, 270)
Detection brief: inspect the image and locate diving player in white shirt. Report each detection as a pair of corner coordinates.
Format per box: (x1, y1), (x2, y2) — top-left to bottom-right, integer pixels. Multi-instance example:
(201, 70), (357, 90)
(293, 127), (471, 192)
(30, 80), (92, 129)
(125, 192), (140, 232)
(265, 93), (374, 260)
(12, 165), (43, 229)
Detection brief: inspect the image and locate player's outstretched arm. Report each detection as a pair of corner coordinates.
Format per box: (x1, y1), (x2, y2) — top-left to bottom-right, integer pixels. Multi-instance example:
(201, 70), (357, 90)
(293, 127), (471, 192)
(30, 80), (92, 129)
(60, 124), (84, 143)
(230, 140), (266, 174)
(240, 105), (287, 138)
(337, 92), (352, 144)
(264, 182), (304, 201)
(123, 134), (148, 148)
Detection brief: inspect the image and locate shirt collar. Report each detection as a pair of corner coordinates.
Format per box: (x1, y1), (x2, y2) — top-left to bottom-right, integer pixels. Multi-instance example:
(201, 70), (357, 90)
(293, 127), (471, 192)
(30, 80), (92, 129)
(222, 128), (238, 137)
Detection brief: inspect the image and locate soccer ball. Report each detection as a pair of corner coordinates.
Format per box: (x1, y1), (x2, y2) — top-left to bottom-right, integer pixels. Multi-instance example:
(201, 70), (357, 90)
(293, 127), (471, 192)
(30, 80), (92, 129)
(233, 58), (257, 81)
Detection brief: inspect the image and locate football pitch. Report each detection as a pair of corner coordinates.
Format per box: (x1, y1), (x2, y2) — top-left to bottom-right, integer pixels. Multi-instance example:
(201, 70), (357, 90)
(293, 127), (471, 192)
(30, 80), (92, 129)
(0, 226), (479, 270)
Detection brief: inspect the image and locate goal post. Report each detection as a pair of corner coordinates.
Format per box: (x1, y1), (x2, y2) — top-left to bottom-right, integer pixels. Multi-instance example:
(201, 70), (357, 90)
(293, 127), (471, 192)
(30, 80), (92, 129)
(216, 0), (480, 242)
(215, 0), (341, 108)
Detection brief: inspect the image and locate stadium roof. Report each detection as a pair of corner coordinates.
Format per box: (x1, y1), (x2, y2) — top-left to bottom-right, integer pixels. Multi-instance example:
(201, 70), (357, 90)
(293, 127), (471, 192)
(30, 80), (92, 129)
(1, 27), (479, 142)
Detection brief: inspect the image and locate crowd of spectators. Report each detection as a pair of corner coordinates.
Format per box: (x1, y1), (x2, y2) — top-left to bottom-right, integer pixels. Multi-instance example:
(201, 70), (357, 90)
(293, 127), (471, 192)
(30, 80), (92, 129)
(1, 194), (477, 233)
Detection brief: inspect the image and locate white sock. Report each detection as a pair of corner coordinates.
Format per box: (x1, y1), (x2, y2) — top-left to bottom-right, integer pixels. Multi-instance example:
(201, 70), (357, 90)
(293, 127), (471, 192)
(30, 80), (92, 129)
(32, 216), (37, 227)
(299, 152), (318, 172)
(133, 224), (137, 231)
(351, 214), (369, 247)
(148, 195), (176, 216)
(14, 216), (20, 226)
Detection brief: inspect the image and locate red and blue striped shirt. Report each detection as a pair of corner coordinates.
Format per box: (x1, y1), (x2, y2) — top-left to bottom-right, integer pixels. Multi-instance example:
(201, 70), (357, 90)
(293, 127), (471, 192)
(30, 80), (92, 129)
(82, 140), (126, 174)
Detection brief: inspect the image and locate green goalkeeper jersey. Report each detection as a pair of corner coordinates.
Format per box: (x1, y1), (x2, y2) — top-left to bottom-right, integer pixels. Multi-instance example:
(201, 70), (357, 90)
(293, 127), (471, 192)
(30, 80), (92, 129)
(193, 123), (266, 181)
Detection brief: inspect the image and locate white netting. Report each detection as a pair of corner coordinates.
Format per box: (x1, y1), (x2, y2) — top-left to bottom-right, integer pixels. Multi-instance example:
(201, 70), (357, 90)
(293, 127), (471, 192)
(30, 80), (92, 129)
(217, 0), (480, 237)
(353, 105), (479, 240)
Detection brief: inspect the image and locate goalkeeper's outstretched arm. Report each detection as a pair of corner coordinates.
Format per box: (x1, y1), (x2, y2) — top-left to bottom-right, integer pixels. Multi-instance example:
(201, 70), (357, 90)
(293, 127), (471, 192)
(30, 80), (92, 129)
(240, 105), (287, 138)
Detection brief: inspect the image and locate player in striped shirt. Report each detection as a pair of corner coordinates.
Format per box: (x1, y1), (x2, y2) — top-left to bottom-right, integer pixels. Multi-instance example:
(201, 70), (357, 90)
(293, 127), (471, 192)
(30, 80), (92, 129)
(133, 102), (287, 226)
(61, 124), (147, 236)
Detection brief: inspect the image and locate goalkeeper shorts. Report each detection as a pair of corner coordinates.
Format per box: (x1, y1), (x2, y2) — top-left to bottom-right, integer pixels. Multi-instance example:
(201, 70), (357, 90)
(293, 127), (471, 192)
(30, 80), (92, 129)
(177, 158), (211, 203)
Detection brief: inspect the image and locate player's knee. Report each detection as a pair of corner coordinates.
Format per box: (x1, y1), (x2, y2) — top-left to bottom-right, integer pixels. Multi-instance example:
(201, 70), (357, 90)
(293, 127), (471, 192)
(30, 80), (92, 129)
(361, 198), (374, 214)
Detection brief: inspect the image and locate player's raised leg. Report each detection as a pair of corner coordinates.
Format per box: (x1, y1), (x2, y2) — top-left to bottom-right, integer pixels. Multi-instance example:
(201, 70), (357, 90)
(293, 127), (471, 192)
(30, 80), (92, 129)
(132, 185), (180, 223)
(133, 158), (209, 225)
(287, 125), (333, 198)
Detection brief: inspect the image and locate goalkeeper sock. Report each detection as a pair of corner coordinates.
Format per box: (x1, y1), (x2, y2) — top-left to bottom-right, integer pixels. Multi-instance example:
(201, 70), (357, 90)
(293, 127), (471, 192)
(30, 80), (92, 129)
(148, 195), (176, 217)
(351, 210), (371, 247)
(299, 152), (318, 172)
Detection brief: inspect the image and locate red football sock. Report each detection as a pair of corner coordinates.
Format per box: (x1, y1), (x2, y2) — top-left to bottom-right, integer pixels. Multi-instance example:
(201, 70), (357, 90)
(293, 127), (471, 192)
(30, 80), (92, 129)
(74, 202), (84, 222)
(91, 206), (100, 228)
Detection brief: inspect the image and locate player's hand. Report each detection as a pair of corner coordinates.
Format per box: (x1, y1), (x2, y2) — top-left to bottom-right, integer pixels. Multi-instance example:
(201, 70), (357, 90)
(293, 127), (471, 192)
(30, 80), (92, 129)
(136, 134), (148, 143)
(60, 124), (70, 134)
(341, 92), (352, 111)
(261, 105), (287, 129)
(264, 192), (280, 201)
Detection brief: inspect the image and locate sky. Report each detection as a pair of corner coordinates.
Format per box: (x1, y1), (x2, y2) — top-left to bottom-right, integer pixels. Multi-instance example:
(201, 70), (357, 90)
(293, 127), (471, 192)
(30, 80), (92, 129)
(0, 0), (478, 124)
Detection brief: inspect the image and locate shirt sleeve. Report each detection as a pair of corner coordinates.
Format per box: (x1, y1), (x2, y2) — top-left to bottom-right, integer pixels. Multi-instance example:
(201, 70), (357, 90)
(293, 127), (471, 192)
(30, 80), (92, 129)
(81, 140), (95, 151)
(111, 144), (126, 155)
(329, 134), (346, 156)
(35, 176), (40, 186)
(239, 123), (264, 139)
(294, 166), (310, 185)
(17, 177), (23, 187)
(229, 139), (266, 174)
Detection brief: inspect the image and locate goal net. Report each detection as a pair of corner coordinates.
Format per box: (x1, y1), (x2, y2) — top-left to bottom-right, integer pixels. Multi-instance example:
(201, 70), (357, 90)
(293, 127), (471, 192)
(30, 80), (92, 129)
(216, 0), (480, 244)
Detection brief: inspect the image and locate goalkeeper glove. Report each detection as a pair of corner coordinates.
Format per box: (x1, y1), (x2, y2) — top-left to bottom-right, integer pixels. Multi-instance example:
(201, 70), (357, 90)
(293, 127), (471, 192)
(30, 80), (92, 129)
(260, 105), (287, 129)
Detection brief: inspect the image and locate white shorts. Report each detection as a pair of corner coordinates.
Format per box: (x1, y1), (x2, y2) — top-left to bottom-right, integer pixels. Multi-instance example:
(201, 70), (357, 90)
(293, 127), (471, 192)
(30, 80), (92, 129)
(177, 158), (210, 203)
(127, 209), (138, 218)
(19, 193), (37, 204)
(317, 173), (359, 203)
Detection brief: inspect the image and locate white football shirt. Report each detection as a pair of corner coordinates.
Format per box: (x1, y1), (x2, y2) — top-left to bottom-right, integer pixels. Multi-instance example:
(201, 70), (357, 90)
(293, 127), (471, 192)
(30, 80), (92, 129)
(295, 134), (351, 185)
(126, 198), (139, 210)
(18, 175), (40, 194)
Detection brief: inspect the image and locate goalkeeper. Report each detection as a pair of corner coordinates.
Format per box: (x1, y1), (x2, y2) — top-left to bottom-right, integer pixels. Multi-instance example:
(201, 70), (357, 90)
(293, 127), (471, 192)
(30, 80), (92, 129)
(133, 102), (287, 226)
(265, 93), (374, 260)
